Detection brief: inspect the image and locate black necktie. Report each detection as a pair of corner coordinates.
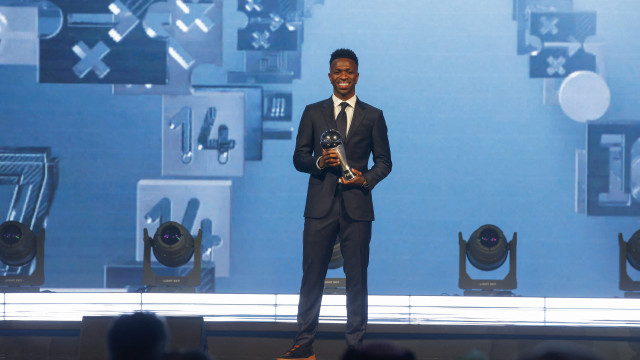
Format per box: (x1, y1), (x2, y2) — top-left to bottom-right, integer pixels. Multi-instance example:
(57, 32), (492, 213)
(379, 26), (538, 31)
(336, 102), (349, 139)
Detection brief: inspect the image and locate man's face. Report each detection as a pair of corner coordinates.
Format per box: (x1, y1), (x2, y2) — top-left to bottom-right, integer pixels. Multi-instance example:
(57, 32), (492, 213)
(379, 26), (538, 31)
(329, 58), (359, 101)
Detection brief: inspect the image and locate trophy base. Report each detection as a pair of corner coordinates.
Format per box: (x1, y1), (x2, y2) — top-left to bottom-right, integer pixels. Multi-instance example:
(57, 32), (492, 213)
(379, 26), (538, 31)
(342, 170), (356, 181)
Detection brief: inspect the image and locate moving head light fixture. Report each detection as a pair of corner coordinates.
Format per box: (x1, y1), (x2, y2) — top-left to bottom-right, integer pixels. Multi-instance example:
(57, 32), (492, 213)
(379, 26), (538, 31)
(0, 221), (45, 292)
(143, 221), (202, 292)
(618, 230), (640, 296)
(458, 224), (517, 296)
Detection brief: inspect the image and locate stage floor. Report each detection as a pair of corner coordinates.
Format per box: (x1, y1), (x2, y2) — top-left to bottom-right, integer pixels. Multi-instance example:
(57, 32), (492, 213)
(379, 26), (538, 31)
(2, 292), (640, 359)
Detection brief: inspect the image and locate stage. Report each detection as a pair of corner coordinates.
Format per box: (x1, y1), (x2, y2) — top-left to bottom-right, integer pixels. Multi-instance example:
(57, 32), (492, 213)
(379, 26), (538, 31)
(1, 292), (640, 359)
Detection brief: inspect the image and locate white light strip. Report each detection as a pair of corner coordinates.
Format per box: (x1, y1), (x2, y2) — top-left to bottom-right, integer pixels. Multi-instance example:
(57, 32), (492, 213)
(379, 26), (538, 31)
(546, 297), (640, 310)
(275, 294), (299, 305)
(142, 293), (278, 321)
(4, 293), (142, 321)
(1, 293), (640, 327)
(410, 295), (545, 308)
(545, 297), (640, 326)
(409, 295), (547, 325)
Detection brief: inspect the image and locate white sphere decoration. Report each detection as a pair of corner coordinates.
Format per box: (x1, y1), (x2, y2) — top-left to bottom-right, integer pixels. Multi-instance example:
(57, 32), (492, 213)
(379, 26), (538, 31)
(558, 71), (610, 122)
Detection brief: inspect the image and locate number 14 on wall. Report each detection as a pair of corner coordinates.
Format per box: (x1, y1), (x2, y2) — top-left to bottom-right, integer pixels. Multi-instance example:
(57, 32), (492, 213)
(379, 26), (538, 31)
(162, 93), (245, 177)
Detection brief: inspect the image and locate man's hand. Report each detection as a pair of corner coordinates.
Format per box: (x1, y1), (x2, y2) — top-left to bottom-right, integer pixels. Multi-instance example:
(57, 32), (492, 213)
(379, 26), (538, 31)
(319, 148), (341, 168)
(341, 168), (368, 188)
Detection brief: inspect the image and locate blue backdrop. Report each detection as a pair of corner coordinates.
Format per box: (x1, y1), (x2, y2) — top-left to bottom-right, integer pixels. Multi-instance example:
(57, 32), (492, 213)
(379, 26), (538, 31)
(0, 0), (639, 297)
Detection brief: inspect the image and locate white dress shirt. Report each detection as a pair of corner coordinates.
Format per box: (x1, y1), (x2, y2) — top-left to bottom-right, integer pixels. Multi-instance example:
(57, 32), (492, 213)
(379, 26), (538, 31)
(332, 94), (357, 136)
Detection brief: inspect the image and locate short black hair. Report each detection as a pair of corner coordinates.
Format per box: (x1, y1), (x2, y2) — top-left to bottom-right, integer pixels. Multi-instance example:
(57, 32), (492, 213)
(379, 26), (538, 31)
(330, 48), (358, 67)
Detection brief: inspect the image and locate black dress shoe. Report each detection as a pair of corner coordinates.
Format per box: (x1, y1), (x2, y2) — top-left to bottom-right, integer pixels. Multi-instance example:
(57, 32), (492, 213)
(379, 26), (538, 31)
(276, 344), (315, 360)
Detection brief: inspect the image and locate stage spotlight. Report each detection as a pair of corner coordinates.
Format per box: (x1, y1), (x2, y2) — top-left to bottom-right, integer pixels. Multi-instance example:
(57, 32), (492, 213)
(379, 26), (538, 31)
(143, 221), (202, 292)
(0, 221), (45, 291)
(617, 231), (640, 296)
(458, 224), (517, 296)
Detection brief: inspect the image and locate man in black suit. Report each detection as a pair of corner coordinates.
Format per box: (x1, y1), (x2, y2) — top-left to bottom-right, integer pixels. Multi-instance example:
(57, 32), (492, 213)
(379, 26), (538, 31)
(278, 49), (392, 360)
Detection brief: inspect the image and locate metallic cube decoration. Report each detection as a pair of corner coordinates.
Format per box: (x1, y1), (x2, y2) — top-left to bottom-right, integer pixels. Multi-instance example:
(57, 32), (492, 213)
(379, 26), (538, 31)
(162, 92), (245, 177)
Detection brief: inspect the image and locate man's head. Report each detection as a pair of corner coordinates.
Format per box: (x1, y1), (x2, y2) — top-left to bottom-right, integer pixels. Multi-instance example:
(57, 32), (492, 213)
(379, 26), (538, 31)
(107, 312), (168, 360)
(329, 48), (359, 101)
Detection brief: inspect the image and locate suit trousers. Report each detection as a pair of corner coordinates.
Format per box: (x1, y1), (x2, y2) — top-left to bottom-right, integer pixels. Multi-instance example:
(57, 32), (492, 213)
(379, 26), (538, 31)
(295, 185), (372, 347)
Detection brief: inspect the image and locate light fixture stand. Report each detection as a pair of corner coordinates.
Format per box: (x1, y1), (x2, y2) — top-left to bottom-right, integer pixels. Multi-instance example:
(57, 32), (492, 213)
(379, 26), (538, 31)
(142, 228), (202, 293)
(458, 231), (517, 295)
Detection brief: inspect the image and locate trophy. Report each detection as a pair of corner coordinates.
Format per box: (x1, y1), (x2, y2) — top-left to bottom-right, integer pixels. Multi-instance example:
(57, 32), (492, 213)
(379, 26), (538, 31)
(320, 129), (356, 181)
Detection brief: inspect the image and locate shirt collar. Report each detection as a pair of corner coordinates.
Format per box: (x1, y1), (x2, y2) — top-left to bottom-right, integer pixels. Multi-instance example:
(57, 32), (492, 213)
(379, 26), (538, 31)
(332, 94), (357, 109)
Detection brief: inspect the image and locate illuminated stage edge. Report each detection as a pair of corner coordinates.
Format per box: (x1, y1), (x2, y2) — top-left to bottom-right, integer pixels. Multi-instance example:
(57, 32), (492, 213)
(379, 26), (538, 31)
(2, 293), (640, 327)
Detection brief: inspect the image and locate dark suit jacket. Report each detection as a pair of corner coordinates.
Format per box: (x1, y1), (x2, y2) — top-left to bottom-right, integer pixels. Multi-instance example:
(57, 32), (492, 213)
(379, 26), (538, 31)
(293, 97), (392, 221)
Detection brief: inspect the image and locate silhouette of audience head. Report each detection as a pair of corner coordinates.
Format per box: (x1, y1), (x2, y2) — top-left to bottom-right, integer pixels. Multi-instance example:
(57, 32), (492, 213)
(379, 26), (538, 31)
(518, 341), (604, 360)
(107, 311), (169, 360)
(342, 340), (415, 360)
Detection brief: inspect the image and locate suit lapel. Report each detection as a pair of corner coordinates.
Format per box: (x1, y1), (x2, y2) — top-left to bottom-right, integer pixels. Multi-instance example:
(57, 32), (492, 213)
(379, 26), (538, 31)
(321, 97), (335, 130)
(346, 99), (366, 144)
